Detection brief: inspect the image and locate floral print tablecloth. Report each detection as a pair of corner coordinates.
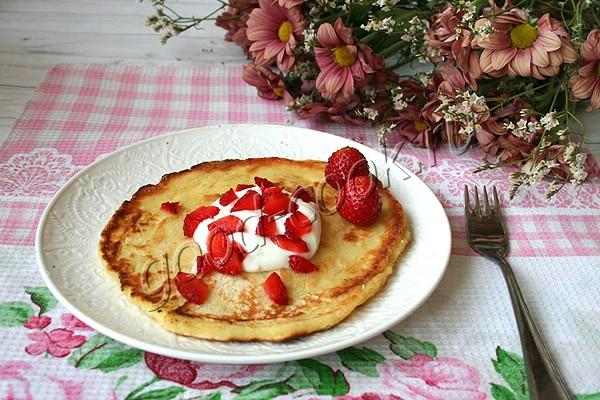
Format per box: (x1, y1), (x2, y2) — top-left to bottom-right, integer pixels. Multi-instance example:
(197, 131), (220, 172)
(0, 64), (599, 400)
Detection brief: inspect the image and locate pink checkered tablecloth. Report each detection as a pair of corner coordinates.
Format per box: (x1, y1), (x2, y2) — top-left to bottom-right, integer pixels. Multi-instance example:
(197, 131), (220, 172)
(0, 64), (599, 399)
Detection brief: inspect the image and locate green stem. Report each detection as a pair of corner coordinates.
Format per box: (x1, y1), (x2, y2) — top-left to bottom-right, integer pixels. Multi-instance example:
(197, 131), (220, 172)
(490, 81), (553, 111)
(125, 376), (161, 400)
(360, 31), (380, 43)
(537, 1), (573, 13)
(378, 40), (409, 57)
(388, 56), (416, 70)
(319, 10), (346, 23)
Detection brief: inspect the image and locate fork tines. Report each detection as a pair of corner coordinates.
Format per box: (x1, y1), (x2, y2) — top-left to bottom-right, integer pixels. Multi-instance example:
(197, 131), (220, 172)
(464, 185), (500, 216)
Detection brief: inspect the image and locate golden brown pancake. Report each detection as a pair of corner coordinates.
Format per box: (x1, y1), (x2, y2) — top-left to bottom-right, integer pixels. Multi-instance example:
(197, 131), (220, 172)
(99, 157), (410, 342)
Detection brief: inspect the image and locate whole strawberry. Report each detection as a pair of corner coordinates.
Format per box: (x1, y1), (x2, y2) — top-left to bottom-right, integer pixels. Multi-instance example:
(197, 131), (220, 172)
(337, 175), (382, 226)
(325, 147), (369, 189)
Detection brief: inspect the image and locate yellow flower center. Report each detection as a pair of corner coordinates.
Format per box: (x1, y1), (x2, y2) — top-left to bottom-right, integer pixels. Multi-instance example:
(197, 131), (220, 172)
(278, 21), (293, 42)
(273, 86), (284, 97)
(509, 24), (538, 49)
(414, 121), (428, 132)
(333, 46), (356, 68)
(597, 62), (600, 77)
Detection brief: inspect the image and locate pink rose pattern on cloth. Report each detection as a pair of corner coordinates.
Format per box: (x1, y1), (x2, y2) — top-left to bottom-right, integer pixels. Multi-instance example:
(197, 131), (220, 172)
(379, 355), (488, 400)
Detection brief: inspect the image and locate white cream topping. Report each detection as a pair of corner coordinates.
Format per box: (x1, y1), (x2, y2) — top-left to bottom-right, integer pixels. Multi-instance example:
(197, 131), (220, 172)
(193, 186), (321, 272)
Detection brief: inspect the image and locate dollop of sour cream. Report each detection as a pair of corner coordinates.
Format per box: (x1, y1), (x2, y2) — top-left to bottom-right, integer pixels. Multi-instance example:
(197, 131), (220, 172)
(193, 186), (321, 272)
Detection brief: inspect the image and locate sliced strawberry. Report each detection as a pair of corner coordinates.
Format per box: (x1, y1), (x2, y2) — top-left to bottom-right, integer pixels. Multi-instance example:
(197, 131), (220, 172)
(219, 188), (238, 206)
(160, 201), (180, 215)
(196, 255), (214, 275)
(175, 272), (210, 305)
(183, 206), (219, 237)
(254, 176), (275, 189)
(263, 272), (288, 305)
(235, 183), (254, 191)
(291, 186), (313, 203)
(263, 186), (283, 196)
(216, 252), (243, 275)
(263, 192), (298, 216)
(234, 241), (247, 261)
(231, 190), (262, 211)
(271, 234), (309, 253)
(289, 255), (318, 273)
(206, 230), (243, 275)
(208, 215), (244, 234)
(256, 215), (279, 237)
(284, 211), (312, 237)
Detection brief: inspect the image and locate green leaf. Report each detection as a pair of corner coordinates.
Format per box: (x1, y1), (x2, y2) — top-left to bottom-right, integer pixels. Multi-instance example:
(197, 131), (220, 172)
(383, 331), (437, 360)
(577, 394), (600, 400)
(115, 375), (128, 389)
(332, 370), (349, 396)
(337, 346), (385, 377)
(491, 383), (517, 400)
(129, 386), (185, 400)
(287, 359), (348, 396)
(234, 380), (294, 400)
(24, 286), (57, 315)
(0, 301), (35, 326)
(200, 392), (221, 400)
(492, 347), (528, 400)
(68, 333), (143, 372)
(95, 348), (144, 372)
(273, 363), (296, 380)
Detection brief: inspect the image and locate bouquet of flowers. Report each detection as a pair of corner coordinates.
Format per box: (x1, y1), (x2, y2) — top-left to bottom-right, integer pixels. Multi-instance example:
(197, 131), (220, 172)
(144, 0), (600, 198)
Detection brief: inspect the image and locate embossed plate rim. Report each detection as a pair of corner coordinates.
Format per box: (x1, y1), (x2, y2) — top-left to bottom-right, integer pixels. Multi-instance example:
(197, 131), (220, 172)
(36, 123), (451, 364)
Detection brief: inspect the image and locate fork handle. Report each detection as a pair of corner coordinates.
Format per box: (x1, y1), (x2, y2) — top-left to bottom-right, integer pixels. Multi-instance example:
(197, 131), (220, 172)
(495, 257), (574, 400)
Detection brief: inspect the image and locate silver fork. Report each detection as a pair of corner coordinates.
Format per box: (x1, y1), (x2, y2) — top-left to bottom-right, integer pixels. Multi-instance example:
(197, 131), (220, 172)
(464, 185), (574, 400)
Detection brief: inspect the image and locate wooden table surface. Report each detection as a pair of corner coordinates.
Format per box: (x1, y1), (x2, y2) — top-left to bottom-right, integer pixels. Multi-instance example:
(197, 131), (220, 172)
(1, 0), (599, 159)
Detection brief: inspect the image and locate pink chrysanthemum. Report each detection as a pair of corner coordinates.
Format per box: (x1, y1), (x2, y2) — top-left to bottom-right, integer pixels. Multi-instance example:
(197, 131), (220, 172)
(242, 64), (285, 100)
(425, 4), (481, 89)
(476, 99), (539, 162)
(246, 0), (305, 71)
(297, 100), (367, 125)
(389, 105), (438, 148)
(314, 18), (383, 102)
(476, 8), (577, 79)
(570, 29), (600, 111)
(278, 0), (302, 8)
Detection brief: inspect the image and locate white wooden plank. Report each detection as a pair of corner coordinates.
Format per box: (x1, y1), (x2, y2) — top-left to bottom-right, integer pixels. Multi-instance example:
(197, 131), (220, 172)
(0, 86), (33, 118)
(0, 119), (15, 144)
(0, 0), (217, 13)
(0, 30), (244, 64)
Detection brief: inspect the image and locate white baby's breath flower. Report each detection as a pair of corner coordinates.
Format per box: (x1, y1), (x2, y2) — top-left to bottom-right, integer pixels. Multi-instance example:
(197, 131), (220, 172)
(524, 159), (557, 184)
(474, 20), (495, 39)
(540, 111), (559, 130)
(302, 23), (317, 53)
(361, 16), (396, 33)
(376, 0), (398, 11)
(570, 153), (588, 184)
(390, 86), (408, 110)
(363, 107), (379, 120)
(378, 123), (397, 144)
(294, 94), (313, 107)
(290, 60), (316, 80)
(563, 142), (578, 161)
(415, 72), (432, 86)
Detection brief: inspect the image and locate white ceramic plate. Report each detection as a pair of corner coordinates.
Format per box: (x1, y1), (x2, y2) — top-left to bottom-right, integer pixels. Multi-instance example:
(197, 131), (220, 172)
(36, 124), (451, 364)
